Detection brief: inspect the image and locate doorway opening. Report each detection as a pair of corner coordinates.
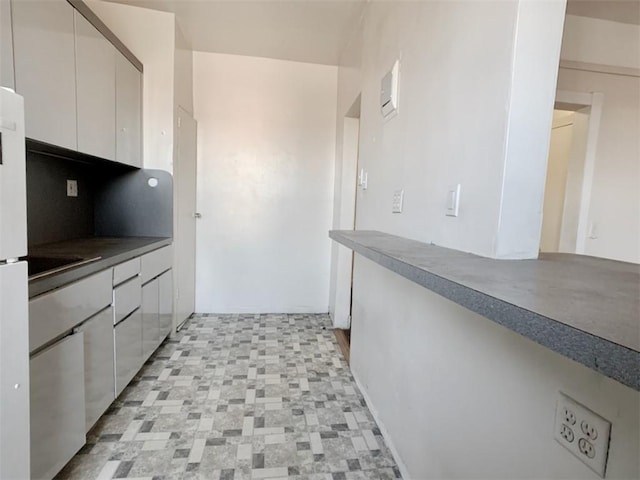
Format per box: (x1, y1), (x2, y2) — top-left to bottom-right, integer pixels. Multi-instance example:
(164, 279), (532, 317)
(332, 94), (361, 364)
(540, 90), (602, 254)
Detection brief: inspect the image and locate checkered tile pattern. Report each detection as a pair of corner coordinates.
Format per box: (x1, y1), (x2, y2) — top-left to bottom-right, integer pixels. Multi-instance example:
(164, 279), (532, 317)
(55, 314), (401, 480)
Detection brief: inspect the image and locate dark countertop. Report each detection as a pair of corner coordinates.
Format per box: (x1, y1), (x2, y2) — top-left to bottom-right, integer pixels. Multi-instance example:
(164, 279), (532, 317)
(330, 230), (640, 391)
(28, 236), (172, 298)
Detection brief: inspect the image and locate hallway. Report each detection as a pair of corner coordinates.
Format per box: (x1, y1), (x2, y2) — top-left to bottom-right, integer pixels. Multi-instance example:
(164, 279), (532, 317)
(55, 314), (401, 480)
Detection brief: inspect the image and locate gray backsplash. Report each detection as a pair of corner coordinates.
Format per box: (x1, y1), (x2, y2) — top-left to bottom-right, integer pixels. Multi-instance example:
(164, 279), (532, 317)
(26, 143), (173, 248)
(26, 151), (96, 247)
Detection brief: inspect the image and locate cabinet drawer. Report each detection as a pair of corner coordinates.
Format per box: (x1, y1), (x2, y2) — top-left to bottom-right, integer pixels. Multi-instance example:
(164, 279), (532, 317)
(113, 257), (140, 286)
(114, 309), (142, 397)
(78, 308), (115, 433)
(141, 245), (172, 284)
(30, 332), (85, 480)
(29, 269), (112, 353)
(113, 276), (141, 325)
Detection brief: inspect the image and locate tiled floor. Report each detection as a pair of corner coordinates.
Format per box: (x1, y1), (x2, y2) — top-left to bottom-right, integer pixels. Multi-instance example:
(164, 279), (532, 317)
(55, 314), (401, 480)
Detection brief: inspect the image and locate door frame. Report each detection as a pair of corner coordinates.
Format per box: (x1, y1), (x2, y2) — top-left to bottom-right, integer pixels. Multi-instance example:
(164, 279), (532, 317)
(173, 106), (198, 333)
(553, 89), (603, 254)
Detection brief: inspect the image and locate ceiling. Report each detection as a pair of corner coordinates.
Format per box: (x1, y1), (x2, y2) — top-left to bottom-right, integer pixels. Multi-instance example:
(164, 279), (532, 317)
(103, 0), (367, 65)
(102, 0), (639, 66)
(566, 0), (640, 25)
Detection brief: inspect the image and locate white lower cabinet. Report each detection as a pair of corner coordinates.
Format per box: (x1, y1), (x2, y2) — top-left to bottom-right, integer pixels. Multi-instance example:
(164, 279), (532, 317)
(30, 332), (86, 480)
(142, 279), (160, 361)
(79, 308), (115, 433)
(114, 309), (143, 397)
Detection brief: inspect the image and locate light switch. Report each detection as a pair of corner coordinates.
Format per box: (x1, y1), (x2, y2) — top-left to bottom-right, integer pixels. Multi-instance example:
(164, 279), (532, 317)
(446, 184), (460, 217)
(67, 179), (78, 197)
(392, 190), (404, 213)
(358, 169), (368, 190)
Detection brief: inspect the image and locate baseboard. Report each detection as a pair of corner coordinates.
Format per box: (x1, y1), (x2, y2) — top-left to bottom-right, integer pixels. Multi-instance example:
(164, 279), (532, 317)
(351, 369), (411, 480)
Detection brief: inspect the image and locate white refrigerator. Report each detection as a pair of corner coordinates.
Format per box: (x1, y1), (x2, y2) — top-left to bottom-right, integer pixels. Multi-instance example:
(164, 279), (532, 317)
(0, 87), (30, 479)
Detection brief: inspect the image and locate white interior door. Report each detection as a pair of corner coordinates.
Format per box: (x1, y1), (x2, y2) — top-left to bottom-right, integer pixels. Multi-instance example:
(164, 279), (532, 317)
(174, 107), (198, 329)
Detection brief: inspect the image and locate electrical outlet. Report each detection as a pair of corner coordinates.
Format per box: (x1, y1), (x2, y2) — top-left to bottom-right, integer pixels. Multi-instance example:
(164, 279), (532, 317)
(66, 179), (78, 197)
(555, 392), (611, 477)
(392, 190), (404, 213)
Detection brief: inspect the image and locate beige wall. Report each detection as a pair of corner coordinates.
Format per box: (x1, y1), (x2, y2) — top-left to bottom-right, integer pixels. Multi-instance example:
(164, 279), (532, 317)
(193, 52), (337, 313)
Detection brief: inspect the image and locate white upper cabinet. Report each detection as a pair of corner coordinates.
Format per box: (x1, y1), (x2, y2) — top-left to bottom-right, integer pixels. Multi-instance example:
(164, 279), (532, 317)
(0, 0), (15, 89)
(12, 0), (77, 150)
(116, 52), (142, 168)
(74, 10), (116, 161)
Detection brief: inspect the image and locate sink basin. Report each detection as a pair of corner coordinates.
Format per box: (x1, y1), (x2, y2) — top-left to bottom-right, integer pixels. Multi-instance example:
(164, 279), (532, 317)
(27, 256), (102, 279)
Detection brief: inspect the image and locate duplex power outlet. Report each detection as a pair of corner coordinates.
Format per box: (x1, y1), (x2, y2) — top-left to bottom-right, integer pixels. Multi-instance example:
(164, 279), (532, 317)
(554, 392), (611, 477)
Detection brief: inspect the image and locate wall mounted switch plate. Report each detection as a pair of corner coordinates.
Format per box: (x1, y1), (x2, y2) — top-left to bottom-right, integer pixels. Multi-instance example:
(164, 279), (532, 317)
(554, 392), (611, 477)
(446, 184), (460, 217)
(66, 179), (78, 197)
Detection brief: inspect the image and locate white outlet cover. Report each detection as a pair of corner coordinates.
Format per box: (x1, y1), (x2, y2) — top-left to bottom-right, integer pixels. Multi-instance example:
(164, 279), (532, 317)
(66, 179), (78, 198)
(554, 392), (611, 477)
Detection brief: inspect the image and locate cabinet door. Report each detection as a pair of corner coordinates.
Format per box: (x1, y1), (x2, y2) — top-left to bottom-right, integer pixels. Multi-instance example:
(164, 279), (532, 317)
(12, 0), (77, 150)
(75, 10), (116, 161)
(0, 263), (29, 480)
(1, 0), (14, 89)
(159, 270), (173, 340)
(114, 309), (142, 397)
(79, 308), (115, 433)
(141, 279), (160, 361)
(116, 52), (142, 167)
(30, 332), (85, 480)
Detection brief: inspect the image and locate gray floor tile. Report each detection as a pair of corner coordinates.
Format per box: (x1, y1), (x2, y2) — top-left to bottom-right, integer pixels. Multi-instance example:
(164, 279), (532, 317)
(55, 314), (401, 479)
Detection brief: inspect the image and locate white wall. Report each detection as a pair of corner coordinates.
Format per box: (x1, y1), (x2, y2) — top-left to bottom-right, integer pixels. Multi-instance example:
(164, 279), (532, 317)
(561, 15), (640, 70)
(193, 52), (337, 313)
(174, 22), (193, 117)
(555, 15), (640, 263)
(556, 67), (640, 263)
(352, 257), (639, 479)
(87, 0), (175, 173)
(333, 1), (639, 478)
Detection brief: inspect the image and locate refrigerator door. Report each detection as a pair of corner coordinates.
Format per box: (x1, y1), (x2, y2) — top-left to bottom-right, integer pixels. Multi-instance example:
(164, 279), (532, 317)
(0, 261), (30, 480)
(0, 87), (27, 261)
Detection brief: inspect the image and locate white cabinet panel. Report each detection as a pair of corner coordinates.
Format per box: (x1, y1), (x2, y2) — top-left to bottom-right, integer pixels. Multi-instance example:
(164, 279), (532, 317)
(141, 245), (172, 284)
(113, 275), (141, 325)
(114, 309), (142, 397)
(30, 332), (85, 480)
(0, 88), (27, 260)
(79, 308), (115, 433)
(0, 263), (29, 480)
(29, 269), (112, 352)
(12, 0), (77, 149)
(141, 279), (160, 361)
(74, 10), (116, 161)
(116, 52), (141, 167)
(1, 0), (15, 89)
(159, 270), (173, 339)
(113, 257), (141, 286)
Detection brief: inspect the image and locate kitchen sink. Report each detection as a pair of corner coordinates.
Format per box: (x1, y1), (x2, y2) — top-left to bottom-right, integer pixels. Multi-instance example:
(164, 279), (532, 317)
(27, 256), (102, 280)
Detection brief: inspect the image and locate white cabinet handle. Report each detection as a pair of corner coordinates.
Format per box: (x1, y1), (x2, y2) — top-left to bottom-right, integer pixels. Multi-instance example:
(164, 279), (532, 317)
(193, 213), (202, 219)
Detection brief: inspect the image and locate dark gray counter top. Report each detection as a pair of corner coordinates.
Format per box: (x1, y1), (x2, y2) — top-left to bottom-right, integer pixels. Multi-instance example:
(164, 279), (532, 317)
(330, 230), (640, 391)
(28, 236), (171, 298)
